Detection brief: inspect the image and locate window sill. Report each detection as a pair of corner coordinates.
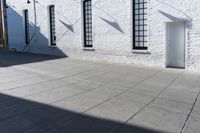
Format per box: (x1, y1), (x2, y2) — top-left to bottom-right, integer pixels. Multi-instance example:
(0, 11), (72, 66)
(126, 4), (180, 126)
(132, 50), (151, 54)
(83, 47), (95, 51)
(49, 45), (57, 48)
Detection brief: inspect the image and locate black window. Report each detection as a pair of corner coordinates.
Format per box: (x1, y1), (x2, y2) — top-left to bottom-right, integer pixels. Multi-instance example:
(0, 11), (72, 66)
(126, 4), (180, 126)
(133, 0), (148, 50)
(24, 9), (30, 45)
(83, 0), (92, 48)
(49, 5), (56, 46)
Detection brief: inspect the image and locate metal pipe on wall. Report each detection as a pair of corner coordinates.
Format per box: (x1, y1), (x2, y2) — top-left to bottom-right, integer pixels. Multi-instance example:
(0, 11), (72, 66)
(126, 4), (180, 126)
(1, 0), (8, 49)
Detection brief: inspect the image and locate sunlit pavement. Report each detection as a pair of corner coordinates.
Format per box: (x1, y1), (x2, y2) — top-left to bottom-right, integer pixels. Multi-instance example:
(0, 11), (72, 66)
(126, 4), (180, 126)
(0, 51), (199, 133)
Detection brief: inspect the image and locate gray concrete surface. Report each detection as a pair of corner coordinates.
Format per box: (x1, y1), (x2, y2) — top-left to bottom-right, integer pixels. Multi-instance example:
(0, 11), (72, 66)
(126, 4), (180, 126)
(0, 51), (200, 133)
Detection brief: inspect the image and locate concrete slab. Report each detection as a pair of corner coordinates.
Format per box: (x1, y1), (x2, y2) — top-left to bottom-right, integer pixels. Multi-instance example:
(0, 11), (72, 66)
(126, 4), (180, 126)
(0, 76), (53, 91)
(25, 84), (86, 104)
(0, 115), (36, 133)
(0, 107), (17, 121)
(196, 97), (200, 108)
(1, 80), (73, 97)
(191, 106), (200, 119)
(114, 91), (154, 106)
(70, 69), (109, 80)
(183, 116), (200, 133)
(25, 127), (46, 133)
(144, 71), (180, 86)
(81, 86), (124, 99)
(8, 100), (47, 113)
(0, 52), (200, 133)
(159, 87), (198, 105)
(85, 98), (144, 122)
(171, 78), (200, 92)
(173, 72), (200, 89)
(0, 94), (22, 108)
(129, 81), (167, 97)
(48, 115), (119, 133)
(22, 106), (76, 131)
(66, 81), (101, 92)
(52, 93), (107, 113)
(114, 124), (162, 133)
(105, 78), (136, 90)
(119, 74), (150, 84)
(127, 106), (188, 133)
(149, 98), (192, 114)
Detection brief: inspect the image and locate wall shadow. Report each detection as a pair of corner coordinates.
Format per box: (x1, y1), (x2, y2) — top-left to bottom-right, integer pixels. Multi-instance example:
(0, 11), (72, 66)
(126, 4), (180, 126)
(59, 20), (74, 33)
(56, 19), (74, 42)
(0, 93), (162, 133)
(6, 4), (67, 58)
(100, 17), (124, 33)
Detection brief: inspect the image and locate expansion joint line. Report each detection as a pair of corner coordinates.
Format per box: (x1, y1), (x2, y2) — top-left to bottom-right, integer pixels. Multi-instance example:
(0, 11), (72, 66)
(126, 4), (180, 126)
(111, 70), (185, 133)
(83, 69), (165, 113)
(180, 89), (200, 133)
(45, 69), (162, 131)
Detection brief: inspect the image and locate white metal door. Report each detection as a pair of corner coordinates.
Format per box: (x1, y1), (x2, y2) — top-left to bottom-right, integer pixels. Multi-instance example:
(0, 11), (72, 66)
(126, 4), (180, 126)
(166, 22), (185, 68)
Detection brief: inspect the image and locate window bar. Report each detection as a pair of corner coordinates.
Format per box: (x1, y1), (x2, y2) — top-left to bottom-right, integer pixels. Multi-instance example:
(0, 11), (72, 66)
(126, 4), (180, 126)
(24, 10), (30, 45)
(133, 0), (135, 49)
(143, 0), (145, 47)
(83, 0), (93, 48)
(49, 5), (56, 46)
(133, 0), (148, 50)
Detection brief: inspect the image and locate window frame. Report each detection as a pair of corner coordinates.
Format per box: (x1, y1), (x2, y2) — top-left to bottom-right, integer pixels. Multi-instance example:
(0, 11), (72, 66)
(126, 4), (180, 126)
(48, 5), (56, 46)
(83, 0), (93, 48)
(133, 0), (148, 50)
(23, 9), (30, 45)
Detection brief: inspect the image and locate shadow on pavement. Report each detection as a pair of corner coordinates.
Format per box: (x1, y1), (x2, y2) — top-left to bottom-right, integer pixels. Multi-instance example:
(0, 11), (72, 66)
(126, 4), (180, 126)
(0, 50), (65, 67)
(0, 93), (162, 133)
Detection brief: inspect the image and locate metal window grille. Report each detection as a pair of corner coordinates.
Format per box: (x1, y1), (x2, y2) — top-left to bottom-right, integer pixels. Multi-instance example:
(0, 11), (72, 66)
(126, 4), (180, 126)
(83, 0), (92, 47)
(24, 10), (30, 45)
(133, 0), (148, 50)
(49, 5), (56, 46)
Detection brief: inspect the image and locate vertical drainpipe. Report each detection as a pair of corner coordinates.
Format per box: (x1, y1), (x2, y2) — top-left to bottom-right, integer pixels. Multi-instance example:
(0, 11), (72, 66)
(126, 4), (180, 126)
(33, 0), (37, 26)
(1, 0), (8, 49)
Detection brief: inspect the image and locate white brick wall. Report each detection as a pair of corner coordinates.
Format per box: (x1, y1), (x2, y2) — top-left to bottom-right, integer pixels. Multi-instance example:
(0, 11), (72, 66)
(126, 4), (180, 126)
(6, 0), (200, 71)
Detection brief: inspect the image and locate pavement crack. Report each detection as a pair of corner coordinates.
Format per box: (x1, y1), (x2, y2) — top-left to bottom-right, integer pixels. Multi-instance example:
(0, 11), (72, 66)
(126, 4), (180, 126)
(180, 89), (200, 133)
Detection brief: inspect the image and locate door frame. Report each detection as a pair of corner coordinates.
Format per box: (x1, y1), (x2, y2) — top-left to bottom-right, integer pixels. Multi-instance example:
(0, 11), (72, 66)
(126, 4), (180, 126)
(165, 21), (186, 68)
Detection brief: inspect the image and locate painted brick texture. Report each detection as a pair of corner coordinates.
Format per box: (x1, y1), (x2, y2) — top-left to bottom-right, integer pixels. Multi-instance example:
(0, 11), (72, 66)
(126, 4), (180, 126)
(6, 0), (200, 71)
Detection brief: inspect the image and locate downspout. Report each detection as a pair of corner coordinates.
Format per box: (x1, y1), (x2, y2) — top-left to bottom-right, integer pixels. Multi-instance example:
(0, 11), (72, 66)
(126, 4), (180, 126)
(1, 0), (8, 49)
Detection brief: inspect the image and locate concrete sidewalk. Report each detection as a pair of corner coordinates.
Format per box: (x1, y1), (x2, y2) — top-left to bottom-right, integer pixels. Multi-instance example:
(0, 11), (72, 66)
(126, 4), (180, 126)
(0, 52), (199, 133)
